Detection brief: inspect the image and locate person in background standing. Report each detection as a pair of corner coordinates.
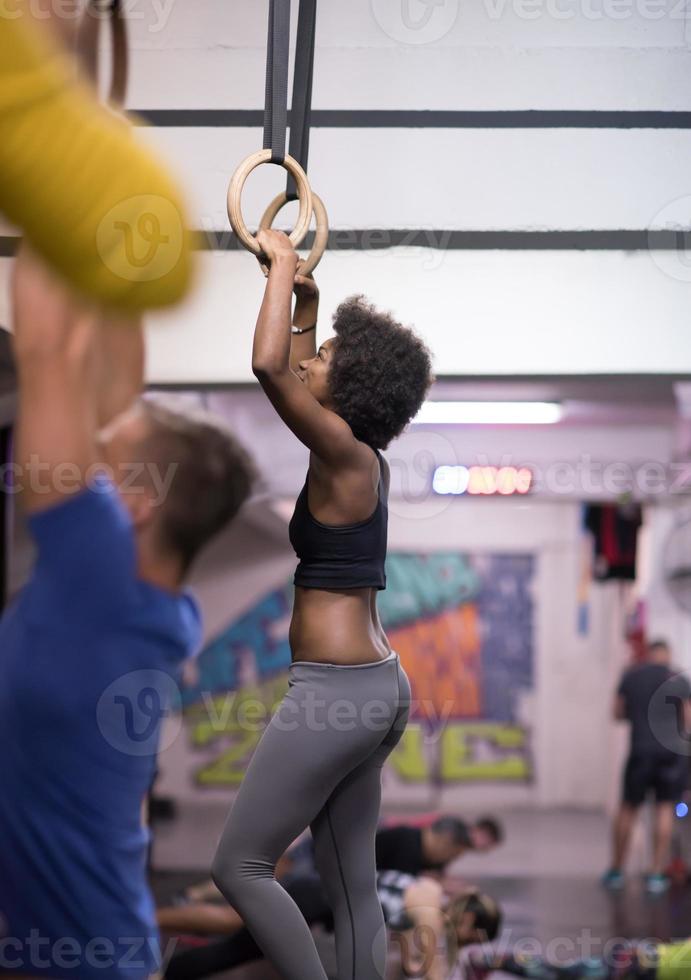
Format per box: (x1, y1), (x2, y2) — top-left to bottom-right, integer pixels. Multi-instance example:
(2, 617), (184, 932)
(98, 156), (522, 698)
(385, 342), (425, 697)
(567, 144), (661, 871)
(603, 640), (691, 895)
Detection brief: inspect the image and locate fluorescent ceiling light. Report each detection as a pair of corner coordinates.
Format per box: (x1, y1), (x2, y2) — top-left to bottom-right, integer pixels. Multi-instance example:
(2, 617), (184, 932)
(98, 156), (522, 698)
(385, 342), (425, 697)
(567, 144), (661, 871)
(413, 401), (563, 425)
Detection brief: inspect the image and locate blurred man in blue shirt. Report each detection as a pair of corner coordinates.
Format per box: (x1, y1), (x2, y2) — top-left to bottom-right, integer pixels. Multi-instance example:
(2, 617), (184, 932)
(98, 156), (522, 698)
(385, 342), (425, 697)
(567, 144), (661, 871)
(0, 252), (253, 979)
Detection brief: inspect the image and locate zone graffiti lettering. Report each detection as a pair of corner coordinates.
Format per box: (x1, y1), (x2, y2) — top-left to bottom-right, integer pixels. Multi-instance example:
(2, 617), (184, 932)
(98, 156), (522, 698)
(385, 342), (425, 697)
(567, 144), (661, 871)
(188, 710), (531, 787)
(183, 552), (534, 788)
(393, 723), (531, 782)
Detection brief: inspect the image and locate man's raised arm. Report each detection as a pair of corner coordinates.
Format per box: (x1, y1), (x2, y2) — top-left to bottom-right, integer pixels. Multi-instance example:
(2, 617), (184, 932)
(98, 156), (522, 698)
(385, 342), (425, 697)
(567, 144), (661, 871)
(13, 250), (101, 514)
(13, 253), (148, 515)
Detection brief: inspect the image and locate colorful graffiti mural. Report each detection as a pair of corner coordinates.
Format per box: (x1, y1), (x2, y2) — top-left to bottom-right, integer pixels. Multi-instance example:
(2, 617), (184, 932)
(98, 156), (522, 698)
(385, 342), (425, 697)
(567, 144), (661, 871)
(182, 553), (535, 787)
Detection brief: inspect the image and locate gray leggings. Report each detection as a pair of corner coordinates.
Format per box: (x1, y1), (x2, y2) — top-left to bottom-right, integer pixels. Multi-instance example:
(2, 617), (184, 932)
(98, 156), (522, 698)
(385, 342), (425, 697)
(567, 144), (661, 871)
(211, 652), (411, 980)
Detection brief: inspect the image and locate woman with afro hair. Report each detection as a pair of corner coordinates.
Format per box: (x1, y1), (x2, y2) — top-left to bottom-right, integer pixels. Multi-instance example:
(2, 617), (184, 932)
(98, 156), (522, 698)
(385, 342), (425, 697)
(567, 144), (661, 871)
(212, 229), (433, 980)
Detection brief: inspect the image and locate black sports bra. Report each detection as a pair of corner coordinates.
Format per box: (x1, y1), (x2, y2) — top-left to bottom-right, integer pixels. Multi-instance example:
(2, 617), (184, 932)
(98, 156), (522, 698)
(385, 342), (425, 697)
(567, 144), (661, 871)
(288, 452), (388, 591)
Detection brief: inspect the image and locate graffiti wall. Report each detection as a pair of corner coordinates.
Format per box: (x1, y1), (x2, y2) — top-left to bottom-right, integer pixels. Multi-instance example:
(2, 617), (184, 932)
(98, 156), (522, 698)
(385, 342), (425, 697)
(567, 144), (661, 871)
(181, 552), (535, 790)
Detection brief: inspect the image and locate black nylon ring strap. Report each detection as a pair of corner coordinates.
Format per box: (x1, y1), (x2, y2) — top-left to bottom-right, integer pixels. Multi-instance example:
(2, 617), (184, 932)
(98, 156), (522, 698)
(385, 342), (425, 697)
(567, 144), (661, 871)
(109, 0), (128, 108)
(231, 0), (321, 263)
(286, 0), (317, 200)
(76, 0), (129, 108)
(263, 0), (291, 164)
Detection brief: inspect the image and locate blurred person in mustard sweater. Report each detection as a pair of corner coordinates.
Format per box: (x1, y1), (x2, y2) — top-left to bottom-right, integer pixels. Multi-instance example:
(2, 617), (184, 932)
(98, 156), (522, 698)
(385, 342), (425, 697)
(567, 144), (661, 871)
(0, 2), (194, 311)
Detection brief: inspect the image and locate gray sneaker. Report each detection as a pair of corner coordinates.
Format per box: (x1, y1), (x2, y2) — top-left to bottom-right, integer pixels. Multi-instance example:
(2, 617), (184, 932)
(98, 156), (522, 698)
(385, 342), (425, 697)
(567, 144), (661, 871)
(644, 873), (670, 895)
(601, 869), (625, 890)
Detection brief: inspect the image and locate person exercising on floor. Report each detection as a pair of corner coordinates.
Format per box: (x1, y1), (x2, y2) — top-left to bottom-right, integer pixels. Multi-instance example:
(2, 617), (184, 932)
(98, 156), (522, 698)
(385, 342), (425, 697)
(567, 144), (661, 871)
(158, 813), (504, 932)
(162, 877), (502, 980)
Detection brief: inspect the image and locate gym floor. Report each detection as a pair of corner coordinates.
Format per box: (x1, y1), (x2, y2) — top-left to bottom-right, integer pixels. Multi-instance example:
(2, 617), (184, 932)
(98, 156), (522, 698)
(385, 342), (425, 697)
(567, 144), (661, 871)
(151, 808), (691, 980)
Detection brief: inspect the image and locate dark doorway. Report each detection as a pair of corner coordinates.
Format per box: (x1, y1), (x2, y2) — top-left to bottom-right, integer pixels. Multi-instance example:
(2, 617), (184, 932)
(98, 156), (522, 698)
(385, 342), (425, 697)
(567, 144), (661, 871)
(0, 327), (16, 611)
(0, 426), (9, 610)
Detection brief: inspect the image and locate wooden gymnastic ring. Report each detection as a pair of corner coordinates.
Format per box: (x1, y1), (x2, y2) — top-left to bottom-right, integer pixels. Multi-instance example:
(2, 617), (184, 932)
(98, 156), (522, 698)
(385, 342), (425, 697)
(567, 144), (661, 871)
(76, 0), (129, 108)
(227, 150), (313, 257)
(259, 191), (329, 276)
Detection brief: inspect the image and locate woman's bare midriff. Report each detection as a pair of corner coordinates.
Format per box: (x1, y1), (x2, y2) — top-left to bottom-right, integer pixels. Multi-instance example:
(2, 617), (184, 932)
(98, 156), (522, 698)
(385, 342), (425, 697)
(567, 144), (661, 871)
(290, 585), (392, 665)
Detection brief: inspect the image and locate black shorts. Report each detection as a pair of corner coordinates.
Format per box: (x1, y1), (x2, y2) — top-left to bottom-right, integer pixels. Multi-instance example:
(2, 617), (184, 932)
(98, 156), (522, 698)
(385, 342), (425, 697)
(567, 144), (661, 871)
(623, 750), (689, 806)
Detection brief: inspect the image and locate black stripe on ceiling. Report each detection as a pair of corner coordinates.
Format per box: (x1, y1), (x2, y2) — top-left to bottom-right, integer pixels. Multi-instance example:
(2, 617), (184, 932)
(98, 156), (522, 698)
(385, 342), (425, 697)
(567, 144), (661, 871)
(133, 109), (691, 129)
(147, 371), (691, 392)
(1, 229), (689, 256)
(195, 229), (691, 251)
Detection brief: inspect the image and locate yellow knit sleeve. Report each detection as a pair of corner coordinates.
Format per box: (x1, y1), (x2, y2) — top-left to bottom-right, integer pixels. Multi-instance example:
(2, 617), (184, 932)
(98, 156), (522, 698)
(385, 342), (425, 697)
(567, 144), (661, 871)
(0, 10), (195, 312)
